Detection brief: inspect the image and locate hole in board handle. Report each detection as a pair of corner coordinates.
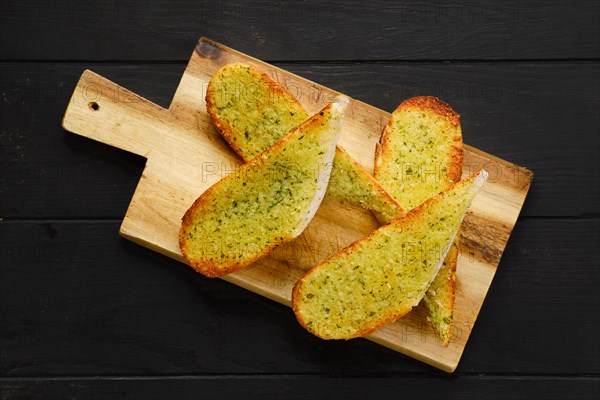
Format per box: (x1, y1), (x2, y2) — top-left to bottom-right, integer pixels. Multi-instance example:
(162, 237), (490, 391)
(88, 102), (100, 111)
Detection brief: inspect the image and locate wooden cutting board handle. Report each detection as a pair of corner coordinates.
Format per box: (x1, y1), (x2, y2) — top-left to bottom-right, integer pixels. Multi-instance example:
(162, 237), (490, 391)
(62, 70), (169, 158)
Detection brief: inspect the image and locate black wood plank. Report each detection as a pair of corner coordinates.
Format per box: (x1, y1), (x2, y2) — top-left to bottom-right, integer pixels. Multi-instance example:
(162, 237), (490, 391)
(1, 1), (598, 61)
(0, 63), (185, 219)
(1, 376), (599, 400)
(1, 219), (598, 376)
(1, 62), (598, 218)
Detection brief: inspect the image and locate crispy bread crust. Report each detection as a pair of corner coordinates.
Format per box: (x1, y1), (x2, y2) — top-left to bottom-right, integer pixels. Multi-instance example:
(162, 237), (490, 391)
(292, 171), (481, 340)
(179, 179), (288, 278)
(180, 103), (335, 278)
(206, 62), (306, 162)
(399, 96), (460, 126)
(374, 96), (464, 185)
(292, 197), (429, 338)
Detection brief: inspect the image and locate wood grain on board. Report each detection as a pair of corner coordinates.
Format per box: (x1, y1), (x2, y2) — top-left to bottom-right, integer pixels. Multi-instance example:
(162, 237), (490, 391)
(61, 38), (532, 372)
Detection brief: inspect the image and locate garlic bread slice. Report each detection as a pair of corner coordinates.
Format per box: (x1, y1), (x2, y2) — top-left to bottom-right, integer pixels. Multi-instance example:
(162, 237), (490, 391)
(292, 170), (487, 340)
(180, 97), (348, 277)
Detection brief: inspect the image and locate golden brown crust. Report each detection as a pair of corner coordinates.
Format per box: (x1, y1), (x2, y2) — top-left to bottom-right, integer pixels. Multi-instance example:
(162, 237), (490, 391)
(180, 102), (335, 278)
(398, 96), (460, 127)
(374, 142), (383, 172)
(404, 96), (463, 183)
(447, 135), (464, 184)
(374, 107), (402, 182)
(292, 199), (428, 338)
(292, 246), (413, 340)
(205, 62), (305, 162)
(178, 168), (290, 277)
(292, 171), (481, 339)
(205, 100), (249, 162)
(180, 233), (286, 277)
(374, 96), (463, 184)
(291, 200), (426, 338)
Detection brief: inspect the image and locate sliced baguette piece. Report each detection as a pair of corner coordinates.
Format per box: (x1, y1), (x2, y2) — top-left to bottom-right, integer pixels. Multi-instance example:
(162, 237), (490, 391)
(374, 96), (463, 346)
(180, 96), (349, 278)
(292, 170), (487, 340)
(374, 96), (463, 210)
(206, 62), (403, 222)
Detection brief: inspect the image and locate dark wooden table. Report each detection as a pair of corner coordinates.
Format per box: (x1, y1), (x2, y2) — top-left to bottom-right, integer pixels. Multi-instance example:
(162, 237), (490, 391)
(1, 1), (599, 399)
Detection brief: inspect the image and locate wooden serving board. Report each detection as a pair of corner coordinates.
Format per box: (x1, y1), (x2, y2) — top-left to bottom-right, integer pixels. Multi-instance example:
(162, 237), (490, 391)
(62, 37), (533, 372)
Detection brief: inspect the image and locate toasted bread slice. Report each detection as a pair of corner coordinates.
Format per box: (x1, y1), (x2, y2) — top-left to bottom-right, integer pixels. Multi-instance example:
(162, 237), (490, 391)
(206, 62), (403, 222)
(292, 170), (487, 340)
(374, 96), (463, 210)
(374, 96), (463, 346)
(180, 97), (348, 277)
